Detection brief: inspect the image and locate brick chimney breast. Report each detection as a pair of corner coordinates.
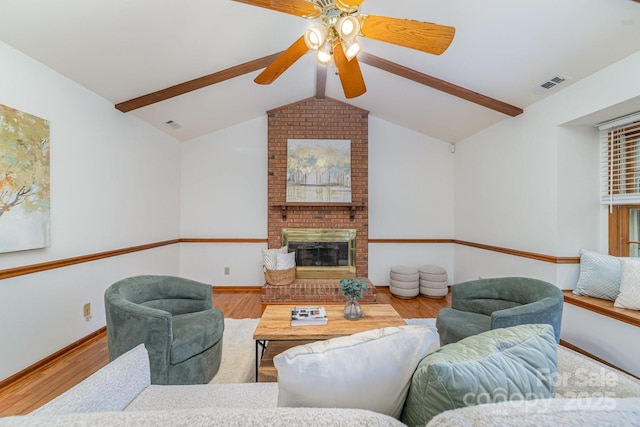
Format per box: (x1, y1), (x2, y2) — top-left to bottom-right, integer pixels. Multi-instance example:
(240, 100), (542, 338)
(267, 97), (369, 277)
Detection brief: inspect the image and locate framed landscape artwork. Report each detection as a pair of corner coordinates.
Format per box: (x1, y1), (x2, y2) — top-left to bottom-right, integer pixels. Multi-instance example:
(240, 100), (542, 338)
(287, 139), (351, 203)
(0, 104), (51, 253)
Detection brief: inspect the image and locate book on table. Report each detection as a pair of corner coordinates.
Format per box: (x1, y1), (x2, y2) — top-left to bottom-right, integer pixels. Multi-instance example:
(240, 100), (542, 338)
(291, 306), (328, 326)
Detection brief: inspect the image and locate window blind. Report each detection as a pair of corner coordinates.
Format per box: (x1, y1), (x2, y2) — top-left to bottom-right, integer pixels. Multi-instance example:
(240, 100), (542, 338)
(600, 113), (640, 206)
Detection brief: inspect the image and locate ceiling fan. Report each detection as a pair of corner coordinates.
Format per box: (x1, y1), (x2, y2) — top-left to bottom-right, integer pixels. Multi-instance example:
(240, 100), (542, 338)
(235, 0), (456, 99)
(115, 1), (522, 118)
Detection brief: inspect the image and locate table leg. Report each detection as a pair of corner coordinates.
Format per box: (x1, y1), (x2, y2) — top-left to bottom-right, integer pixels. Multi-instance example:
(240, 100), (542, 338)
(255, 340), (267, 382)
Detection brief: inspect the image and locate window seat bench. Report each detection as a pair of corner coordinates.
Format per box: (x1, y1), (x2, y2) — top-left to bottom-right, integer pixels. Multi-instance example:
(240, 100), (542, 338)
(563, 290), (640, 328)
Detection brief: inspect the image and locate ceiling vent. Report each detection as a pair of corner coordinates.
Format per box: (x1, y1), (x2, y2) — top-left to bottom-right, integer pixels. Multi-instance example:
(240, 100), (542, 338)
(164, 120), (182, 129)
(531, 74), (569, 94)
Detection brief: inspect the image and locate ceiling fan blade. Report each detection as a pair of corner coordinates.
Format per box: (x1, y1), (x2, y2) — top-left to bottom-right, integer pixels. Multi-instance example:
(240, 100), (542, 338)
(232, 0), (320, 18)
(334, 43), (367, 99)
(255, 36), (309, 85)
(360, 15), (455, 55)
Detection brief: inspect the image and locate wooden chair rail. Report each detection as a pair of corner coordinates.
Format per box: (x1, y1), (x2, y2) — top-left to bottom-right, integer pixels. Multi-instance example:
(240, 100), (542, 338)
(563, 290), (640, 328)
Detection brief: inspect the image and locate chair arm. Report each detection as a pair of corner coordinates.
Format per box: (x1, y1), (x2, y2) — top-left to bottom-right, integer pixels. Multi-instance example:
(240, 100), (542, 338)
(491, 297), (563, 341)
(182, 279), (213, 305)
(105, 297), (173, 363)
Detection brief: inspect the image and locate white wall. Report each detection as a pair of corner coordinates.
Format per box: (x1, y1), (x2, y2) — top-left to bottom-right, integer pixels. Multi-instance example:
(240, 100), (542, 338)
(455, 52), (640, 284)
(368, 117), (455, 285)
(0, 41), (182, 381)
(454, 50), (640, 374)
(178, 114), (456, 287)
(180, 117), (268, 239)
(179, 117), (268, 285)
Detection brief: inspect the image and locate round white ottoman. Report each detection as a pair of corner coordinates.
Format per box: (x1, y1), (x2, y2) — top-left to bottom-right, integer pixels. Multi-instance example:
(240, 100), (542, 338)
(389, 265), (419, 299)
(418, 265), (448, 299)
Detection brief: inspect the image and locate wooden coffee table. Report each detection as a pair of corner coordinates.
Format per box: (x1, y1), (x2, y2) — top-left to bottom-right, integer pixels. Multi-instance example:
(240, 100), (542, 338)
(253, 304), (406, 382)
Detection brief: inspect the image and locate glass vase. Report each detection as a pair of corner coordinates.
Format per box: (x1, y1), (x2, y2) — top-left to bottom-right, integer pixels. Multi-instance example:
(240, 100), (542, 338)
(344, 296), (363, 320)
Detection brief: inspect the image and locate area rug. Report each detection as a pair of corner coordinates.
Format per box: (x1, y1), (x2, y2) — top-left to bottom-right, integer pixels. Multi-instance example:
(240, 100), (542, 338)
(208, 317), (640, 398)
(209, 318), (259, 384)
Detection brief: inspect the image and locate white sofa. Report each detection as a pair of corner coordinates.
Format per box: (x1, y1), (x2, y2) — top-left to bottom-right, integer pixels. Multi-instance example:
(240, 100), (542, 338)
(0, 343), (403, 426)
(1, 325), (639, 426)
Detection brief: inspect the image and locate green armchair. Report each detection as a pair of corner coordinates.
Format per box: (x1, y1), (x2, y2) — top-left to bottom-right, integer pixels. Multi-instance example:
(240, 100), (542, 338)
(104, 275), (224, 385)
(436, 277), (563, 346)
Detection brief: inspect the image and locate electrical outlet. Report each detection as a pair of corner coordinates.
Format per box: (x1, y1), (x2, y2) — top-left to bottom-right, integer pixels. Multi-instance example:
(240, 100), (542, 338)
(224, 266), (230, 275)
(83, 303), (91, 317)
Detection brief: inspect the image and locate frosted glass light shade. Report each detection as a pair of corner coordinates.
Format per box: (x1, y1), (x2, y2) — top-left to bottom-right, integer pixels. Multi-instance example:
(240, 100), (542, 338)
(336, 15), (360, 41)
(316, 40), (333, 65)
(342, 38), (362, 61)
(304, 25), (328, 50)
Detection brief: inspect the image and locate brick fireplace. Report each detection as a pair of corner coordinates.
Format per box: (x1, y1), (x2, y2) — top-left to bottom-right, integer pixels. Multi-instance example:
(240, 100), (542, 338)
(267, 97), (369, 278)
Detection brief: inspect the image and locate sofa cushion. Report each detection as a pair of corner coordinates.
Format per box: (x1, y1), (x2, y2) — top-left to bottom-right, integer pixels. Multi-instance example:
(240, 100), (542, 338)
(126, 383), (279, 411)
(426, 397), (640, 427)
(274, 325), (439, 419)
(401, 324), (557, 426)
(8, 407), (408, 427)
(31, 344), (150, 415)
(170, 309), (224, 364)
(573, 248), (621, 301)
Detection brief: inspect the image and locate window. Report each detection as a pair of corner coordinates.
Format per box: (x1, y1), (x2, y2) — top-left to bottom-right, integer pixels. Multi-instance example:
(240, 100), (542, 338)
(602, 115), (640, 256)
(600, 116), (640, 205)
(609, 205), (640, 256)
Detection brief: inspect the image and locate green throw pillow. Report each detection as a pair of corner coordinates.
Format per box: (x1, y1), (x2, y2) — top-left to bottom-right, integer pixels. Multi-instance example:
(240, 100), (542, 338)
(401, 324), (557, 426)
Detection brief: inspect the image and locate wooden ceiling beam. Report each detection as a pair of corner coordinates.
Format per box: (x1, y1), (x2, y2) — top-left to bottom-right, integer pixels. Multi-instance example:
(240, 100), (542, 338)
(358, 52), (523, 117)
(315, 64), (327, 99)
(115, 52), (282, 113)
(115, 51), (524, 117)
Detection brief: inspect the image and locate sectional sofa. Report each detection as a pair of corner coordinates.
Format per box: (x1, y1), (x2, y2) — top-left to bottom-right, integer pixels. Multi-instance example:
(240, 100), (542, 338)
(1, 324), (639, 426)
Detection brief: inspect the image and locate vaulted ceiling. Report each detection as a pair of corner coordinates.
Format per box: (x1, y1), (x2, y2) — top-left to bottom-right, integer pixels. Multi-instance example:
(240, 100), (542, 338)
(1, 0), (639, 143)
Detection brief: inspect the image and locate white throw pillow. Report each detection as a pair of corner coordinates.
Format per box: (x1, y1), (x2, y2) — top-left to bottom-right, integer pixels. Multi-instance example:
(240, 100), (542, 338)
(262, 246), (288, 270)
(615, 259), (640, 310)
(573, 249), (622, 301)
(275, 251), (296, 270)
(274, 325), (440, 419)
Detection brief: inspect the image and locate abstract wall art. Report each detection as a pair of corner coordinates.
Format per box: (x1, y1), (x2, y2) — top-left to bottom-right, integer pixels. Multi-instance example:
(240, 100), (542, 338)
(286, 139), (351, 203)
(0, 104), (51, 253)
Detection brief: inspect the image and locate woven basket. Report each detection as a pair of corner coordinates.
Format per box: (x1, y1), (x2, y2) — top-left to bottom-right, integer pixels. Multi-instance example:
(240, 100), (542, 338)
(263, 266), (296, 286)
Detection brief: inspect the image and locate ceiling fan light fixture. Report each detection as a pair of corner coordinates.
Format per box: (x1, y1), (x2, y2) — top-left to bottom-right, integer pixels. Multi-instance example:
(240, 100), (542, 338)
(342, 38), (362, 61)
(316, 39), (334, 65)
(336, 15), (360, 41)
(304, 24), (328, 50)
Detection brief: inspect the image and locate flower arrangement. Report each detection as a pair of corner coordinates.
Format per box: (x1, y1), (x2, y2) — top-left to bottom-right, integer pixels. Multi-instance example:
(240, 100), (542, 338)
(340, 278), (368, 299)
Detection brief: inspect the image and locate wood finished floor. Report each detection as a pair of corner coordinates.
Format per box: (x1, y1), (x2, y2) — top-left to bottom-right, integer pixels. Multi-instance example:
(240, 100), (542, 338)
(0, 287), (450, 416)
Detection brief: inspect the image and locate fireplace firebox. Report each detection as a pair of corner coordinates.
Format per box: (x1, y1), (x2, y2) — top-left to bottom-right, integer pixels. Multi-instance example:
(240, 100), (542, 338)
(282, 228), (356, 279)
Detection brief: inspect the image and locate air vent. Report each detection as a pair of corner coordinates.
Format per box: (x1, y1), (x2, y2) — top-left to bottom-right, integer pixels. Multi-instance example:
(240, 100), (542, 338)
(531, 74), (569, 94)
(164, 120), (182, 129)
